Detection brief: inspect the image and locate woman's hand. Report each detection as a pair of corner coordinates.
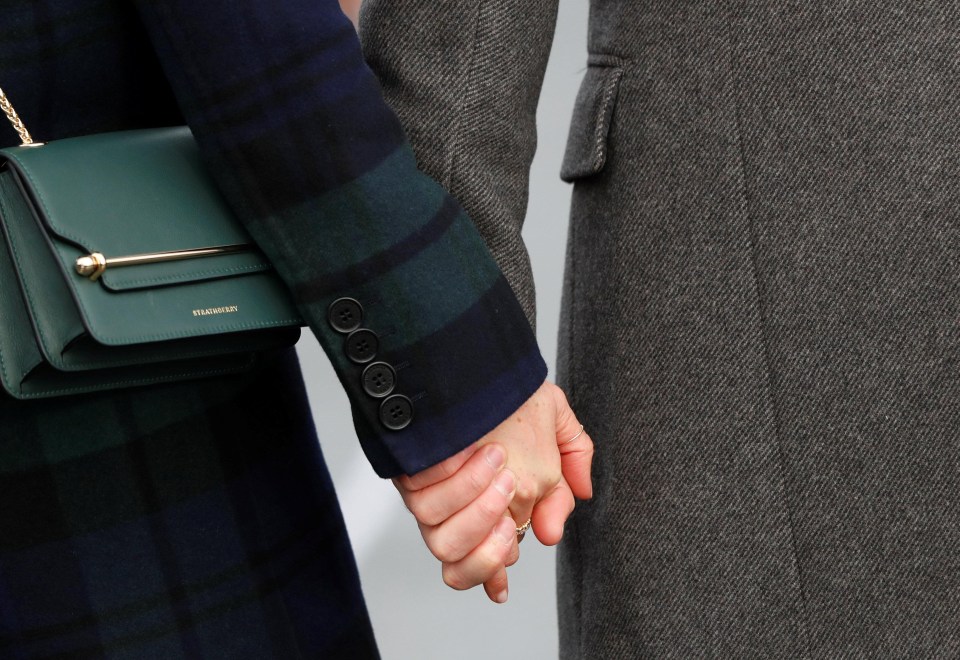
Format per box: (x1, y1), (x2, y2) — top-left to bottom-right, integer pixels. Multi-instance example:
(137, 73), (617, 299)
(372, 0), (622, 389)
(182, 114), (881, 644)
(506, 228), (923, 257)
(477, 381), (594, 544)
(393, 381), (594, 603)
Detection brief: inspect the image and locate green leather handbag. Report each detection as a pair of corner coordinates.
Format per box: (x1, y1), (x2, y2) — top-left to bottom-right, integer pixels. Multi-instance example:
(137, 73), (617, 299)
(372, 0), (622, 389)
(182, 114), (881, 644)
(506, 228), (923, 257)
(0, 88), (302, 399)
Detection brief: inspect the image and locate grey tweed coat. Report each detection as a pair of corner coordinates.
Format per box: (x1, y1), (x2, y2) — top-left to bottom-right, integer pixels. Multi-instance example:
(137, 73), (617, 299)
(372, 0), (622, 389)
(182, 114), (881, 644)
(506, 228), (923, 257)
(361, 2), (960, 657)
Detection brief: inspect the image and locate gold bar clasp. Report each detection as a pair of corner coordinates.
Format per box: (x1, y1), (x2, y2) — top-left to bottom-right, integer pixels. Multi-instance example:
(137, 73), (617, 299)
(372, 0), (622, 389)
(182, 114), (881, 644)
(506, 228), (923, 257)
(75, 244), (251, 281)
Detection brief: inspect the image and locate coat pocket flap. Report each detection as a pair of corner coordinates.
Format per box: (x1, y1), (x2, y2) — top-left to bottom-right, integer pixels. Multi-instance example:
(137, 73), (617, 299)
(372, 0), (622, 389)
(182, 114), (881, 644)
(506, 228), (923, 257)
(560, 60), (625, 182)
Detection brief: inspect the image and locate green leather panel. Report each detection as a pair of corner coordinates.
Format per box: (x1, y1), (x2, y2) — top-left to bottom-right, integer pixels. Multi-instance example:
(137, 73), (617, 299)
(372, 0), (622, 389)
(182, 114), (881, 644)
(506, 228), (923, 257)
(0, 128), (305, 398)
(15, 350), (259, 400)
(0, 169), (87, 368)
(0, 198), (259, 400)
(0, 202), (45, 391)
(55, 328), (300, 371)
(0, 128), (303, 348)
(0, 127), (270, 289)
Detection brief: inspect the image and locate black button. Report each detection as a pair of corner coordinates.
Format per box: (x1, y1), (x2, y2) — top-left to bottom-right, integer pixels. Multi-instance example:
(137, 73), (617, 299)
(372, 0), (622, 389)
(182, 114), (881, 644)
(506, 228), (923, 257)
(379, 394), (414, 431)
(362, 362), (396, 398)
(345, 328), (379, 364)
(328, 297), (363, 334)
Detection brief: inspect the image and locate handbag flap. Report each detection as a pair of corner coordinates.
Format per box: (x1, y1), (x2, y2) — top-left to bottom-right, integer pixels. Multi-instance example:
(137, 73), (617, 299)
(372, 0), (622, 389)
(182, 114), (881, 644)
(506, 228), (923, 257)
(0, 128), (302, 347)
(0, 127), (269, 291)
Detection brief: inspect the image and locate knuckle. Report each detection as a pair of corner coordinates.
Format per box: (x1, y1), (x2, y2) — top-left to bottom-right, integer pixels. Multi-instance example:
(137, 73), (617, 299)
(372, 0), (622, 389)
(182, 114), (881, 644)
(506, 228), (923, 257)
(405, 492), (424, 515)
(442, 565), (469, 591)
(506, 544), (520, 567)
(433, 460), (457, 483)
(443, 458), (462, 479)
(432, 534), (465, 563)
(515, 479), (537, 504)
(420, 507), (445, 528)
(476, 542), (509, 574)
(475, 496), (504, 522)
(545, 471), (562, 490)
(467, 464), (492, 494)
(408, 496), (444, 527)
(404, 492), (423, 516)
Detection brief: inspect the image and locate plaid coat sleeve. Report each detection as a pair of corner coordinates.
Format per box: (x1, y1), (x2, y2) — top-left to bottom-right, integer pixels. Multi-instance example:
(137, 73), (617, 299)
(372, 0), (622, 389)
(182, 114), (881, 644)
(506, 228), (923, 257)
(132, 0), (547, 477)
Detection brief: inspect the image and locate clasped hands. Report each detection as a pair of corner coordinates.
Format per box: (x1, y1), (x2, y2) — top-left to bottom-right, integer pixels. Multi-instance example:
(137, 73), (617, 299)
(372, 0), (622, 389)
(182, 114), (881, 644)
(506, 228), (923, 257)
(393, 381), (594, 603)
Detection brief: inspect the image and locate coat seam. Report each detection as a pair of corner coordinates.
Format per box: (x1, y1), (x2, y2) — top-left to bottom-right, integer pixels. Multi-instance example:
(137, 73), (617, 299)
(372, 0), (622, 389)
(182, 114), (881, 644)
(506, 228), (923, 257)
(567, 189), (584, 660)
(440, 0), (484, 190)
(722, 9), (814, 657)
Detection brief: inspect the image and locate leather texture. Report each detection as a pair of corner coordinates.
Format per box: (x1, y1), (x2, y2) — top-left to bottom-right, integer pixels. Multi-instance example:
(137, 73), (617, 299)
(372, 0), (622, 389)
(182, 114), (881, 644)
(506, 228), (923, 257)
(0, 127), (302, 399)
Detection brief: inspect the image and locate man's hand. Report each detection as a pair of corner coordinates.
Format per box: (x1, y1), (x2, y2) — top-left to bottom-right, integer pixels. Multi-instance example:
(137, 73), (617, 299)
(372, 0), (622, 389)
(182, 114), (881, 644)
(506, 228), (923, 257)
(393, 381), (594, 603)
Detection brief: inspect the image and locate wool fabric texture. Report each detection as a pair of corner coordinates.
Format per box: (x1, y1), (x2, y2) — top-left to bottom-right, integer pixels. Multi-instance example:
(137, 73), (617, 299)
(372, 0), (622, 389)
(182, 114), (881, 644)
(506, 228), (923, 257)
(361, 1), (960, 657)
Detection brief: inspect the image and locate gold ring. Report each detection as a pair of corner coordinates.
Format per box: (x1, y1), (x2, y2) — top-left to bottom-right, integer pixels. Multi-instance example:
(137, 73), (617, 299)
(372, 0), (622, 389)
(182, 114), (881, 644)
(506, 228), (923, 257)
(560, 423), (585, 446)
(516, 518), (532, 542)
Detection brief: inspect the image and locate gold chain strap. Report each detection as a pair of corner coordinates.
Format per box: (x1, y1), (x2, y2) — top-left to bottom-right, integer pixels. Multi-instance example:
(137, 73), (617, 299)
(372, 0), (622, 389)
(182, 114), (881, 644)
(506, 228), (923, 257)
(0, 87), (37, 146)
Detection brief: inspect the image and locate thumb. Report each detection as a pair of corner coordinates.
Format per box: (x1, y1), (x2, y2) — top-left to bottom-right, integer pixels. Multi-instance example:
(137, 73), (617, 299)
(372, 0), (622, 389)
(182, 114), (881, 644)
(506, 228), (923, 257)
(530, 479), (576, 545)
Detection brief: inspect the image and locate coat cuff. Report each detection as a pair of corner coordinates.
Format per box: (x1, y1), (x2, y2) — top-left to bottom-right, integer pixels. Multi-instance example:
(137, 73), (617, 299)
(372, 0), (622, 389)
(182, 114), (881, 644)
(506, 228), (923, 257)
(294, 148), (547, 477)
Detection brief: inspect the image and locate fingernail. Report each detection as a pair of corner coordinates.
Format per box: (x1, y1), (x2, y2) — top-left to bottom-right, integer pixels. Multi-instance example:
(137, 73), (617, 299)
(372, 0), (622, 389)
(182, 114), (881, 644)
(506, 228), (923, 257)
(493, 469), (516, 497)
(495, 516), (516, 544)
(496, 588), (508, 604)
(485, 445), (506, 470)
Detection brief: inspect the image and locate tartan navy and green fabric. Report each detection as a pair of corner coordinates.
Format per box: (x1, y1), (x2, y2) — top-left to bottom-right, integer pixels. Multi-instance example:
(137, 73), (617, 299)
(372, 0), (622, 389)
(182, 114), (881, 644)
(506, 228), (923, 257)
(132, 0), (547, 477)
(0, 354), (379, 659)
(0, 0), (547, 657)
